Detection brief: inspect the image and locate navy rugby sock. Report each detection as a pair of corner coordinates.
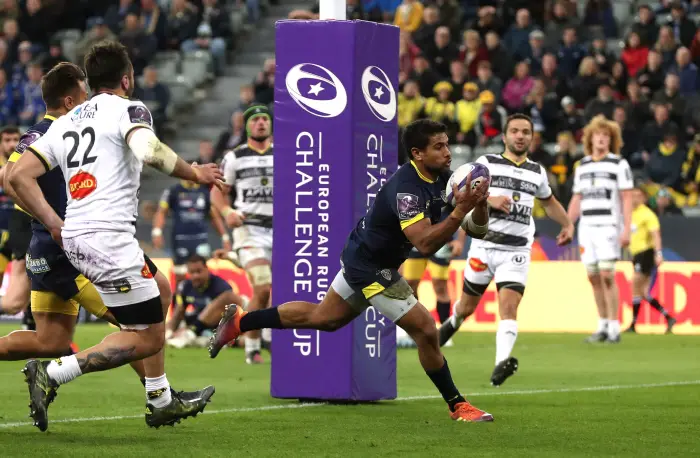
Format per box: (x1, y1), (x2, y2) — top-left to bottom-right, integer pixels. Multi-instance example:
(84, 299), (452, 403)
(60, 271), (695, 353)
(426, 357), (465, 412)
(240, 308), (283, 332)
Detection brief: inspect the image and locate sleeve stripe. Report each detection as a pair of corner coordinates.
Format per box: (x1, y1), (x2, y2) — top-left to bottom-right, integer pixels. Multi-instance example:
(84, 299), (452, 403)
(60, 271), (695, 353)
(159, 201), (169, 209)
(124, 125), (153, 142)
(27, 146), (50, 172)
(539, 193), (553, 200)
(8, 152), (21, 163)
(400, 212), (425, 230)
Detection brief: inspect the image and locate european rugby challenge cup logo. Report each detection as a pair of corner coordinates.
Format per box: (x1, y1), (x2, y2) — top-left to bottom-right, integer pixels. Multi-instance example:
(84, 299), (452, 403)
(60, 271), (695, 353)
(360, 66), (396, 122)
(285, 63), (347, 118)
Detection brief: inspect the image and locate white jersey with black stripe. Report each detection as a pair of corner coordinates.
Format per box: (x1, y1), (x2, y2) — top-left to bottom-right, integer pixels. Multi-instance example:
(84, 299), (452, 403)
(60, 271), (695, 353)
(470, 153), (553, 252)
(572, 153), (633, 229)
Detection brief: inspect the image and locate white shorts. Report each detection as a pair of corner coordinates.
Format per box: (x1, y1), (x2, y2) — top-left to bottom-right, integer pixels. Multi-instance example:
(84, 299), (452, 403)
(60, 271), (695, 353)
(330, 269), (418, 323)
(233, 225), (272, 267)
(578, 225), (620, 268)
(63, 231), (160, 308)
(464, 246), (531, 291)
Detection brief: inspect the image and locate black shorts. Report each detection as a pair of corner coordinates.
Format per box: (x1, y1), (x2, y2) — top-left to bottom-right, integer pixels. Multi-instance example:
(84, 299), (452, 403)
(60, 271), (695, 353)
(107, 255), (161, 326)
(7, 209), (32, 260)
(172, 237), (210, 266)
(27, 231), (82, 300)
(632, 249), (656, 276)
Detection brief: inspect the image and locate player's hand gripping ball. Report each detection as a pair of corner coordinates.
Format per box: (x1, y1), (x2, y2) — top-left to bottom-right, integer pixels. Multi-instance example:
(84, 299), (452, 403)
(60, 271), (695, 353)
(445, 162), (491, 207)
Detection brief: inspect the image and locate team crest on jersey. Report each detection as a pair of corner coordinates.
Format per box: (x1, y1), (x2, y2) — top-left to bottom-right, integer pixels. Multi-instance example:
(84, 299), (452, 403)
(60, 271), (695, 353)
(379, 269), (392, 281)
(468, 258), (488, 272)
(261, 177), (269, 186)
(16, 131), (41, 153)
(440, 190), (447, 203)
(511, 254), (527, 266)
(396, 193), (420, 219)
(68, 171), (97, 200)
(128, 105), (152, 126)
(512, 191), (521, 202)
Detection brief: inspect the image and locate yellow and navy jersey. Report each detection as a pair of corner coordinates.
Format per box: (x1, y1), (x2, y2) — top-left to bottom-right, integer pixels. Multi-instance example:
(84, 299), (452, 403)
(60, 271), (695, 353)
(159, 181), (211, 242)
(175, 273), (231, 319)
(9, 115), (60, 235)
(342, 161), (452, 271)
(0, 156), (13, 230)
(630, 204), (660, 256)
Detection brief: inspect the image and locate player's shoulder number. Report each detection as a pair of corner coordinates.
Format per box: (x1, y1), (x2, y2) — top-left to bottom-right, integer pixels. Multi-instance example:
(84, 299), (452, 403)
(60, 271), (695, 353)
(63, 126), (97, 168)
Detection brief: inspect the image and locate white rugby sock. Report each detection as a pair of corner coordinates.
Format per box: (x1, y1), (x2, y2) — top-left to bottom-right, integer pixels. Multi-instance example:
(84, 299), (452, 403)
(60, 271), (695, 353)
(608, 319), (620, 338)
(145, 374), (172, 408)
(495, 319), (518, 365)
(245, 337), (262, 353)
(46, 355), (82, 385)
(596, 318), (609, 334)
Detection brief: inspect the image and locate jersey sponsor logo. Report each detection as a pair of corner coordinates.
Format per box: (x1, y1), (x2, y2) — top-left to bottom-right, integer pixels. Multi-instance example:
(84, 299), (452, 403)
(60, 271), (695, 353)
(581, 188), (612, 200)
(492, 202), (532, 225)
(100, 278), (132, 293)
(26, 255), (50, 274)
(285, 63), (348, 118)
(141, 262), (153, 279)
(71, 104), (97, 122)
(490, 175), (538, 196)
(242, 187), (273, 203)
(16, 130), (41, 154)
(360, 66), (396, 122)
(68, 171), (97, 200)
(469, 257), (488, 272)
(511, 254), (527, 266)
(396, 193), (421, 219)
(127, 105), (152, 126)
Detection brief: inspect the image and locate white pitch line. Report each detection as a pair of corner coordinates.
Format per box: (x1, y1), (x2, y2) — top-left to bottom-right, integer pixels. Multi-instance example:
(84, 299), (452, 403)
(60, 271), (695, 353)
(1, 380), (697, 430)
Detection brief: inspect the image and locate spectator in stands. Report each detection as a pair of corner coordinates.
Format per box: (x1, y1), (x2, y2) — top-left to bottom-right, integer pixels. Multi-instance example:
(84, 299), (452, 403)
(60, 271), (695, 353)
(690, 28), (700, 63)
(0, 39), (11, 77)
(637, 49), (666, 95)
(668, 1), (696, 48)
(642, 103), (679, 155)
(412, 5), (438, 51)
(621, 31), (649, 77)
(39, 38), (68, 74)
(584, 82), (615, 121)
(434, 0), (461, 37)
(394, 0), (423, 33)
(474, 90), (507, 146)
(539, 53), (568, 99)
(623, 79), (651, 130)
(519, 29), (548, 73)
(528, 132), (550, 167)
(104, 0), (138, 35)
(76, 17), (117, 66)
(557, 96), (584, 140)
(0, 0), (21, 32)
(18, 0), (49, 46)
(645, 129), (686, 190)
(214, 110), (245, 161)
(571, 57), (603, 106)
(344, 0), (367, 21)
(399, 31), (420, 76)
(613, 104), (643, 169)
(609, 61), (629, 98)
(18, 62), (43, 127)
(503, 9), (534, 61)
(629, 4), (658, 47)
(197, 139), (215, 164)
(550, 130), (581, 203)
(3, 18), (25, 65)
(544, 0), (579, 50)
(134, 66), (170, 135)
(253, 58), (274, 106)
(11, 40), (31, 89)
(525, 78), (559, 141)
(670, 47), (699, 95)
(589, 36), (614, 74)
(652, 72), (685, 125)
(181, 23), (225, 77)
(459, 29), (488, 78)
(454, 81), (480, 146)
(474, 60), (502, 104)
(655, 25), (679, 70)
(649, 187), (683, 215)
(409, 53), (440, 97)
(398, 79), (424, 128)
(467, 5), (503, 38)
(502, 60), (534, 113)
(238, 83), (255, 112)
(420, 81), (455, 128)
(484, 31), (513, 84)
(0, 68), (15, 126)
(166, 0), (198, 50)
(200, 0), (235, 51)
(557, 26), (587, 80)
(120, 12), (157, 76)
(447, 60), (467, 102)
(140, 0), (168, 50)
(692, 0), (700, 13)
(582, 0), (617, 38)
(423, 26), (458, 79)
(681, 133), (700, 194)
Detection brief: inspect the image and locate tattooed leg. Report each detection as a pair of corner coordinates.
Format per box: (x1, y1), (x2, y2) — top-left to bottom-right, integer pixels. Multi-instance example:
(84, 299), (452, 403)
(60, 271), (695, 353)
(77, 346), (137, 372)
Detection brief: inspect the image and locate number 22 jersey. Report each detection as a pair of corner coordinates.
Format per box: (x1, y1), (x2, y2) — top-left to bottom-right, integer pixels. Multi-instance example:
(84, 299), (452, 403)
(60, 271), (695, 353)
(27, 93), (154, 237)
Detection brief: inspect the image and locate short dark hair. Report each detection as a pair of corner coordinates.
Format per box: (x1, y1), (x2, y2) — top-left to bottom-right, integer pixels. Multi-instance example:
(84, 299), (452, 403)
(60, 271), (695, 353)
(402, 119), (447, 160)
(0, 126), (20, 138)
(84, 41), (132, 92)
(186, 254), (208, 266)
(41, 62), (86, 110)
(504, 113), (534, 132)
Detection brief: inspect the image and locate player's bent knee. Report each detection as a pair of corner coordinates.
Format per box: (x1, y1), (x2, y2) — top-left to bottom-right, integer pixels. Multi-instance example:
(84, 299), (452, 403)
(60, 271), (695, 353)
(462, 279), (488, 297)
(248, 264), (272, 287)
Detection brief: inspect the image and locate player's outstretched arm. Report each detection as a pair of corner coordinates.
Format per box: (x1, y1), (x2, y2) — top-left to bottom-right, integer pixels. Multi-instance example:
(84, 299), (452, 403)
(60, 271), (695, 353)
(567, 193), (582, 225)
(541, 195), (574, 245)
(8, 152), (63, 238)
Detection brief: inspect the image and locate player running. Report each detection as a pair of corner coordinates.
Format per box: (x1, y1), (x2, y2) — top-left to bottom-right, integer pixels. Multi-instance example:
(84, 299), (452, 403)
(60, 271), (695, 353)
(567, 115), (633, 344)
(0, 127), (19, 287)
(211, 119), (496, 422)
(211, 105), (273, 364)
(151, 178), (230, 286)
(166, 254), (243, 348)
(625, 185), (676, 334)
(438, 114), (574, 386)
(10, 42), (222, 432)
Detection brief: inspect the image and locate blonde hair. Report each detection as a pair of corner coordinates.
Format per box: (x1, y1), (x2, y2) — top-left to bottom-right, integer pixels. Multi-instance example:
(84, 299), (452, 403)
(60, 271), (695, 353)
(578, 56), (597, 76)
(582, 115), (623, 157)
(556, 131), (577, 155)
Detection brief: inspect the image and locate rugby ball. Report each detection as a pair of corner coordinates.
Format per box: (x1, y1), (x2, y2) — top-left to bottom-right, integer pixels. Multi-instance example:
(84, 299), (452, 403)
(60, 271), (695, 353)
(445, 162), (490, 207)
